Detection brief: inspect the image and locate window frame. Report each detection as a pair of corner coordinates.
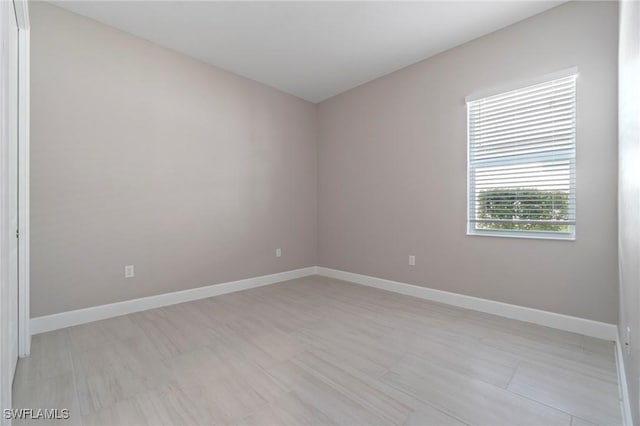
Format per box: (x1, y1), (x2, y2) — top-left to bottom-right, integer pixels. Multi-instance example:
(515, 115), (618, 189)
(466, 69), (578, 241)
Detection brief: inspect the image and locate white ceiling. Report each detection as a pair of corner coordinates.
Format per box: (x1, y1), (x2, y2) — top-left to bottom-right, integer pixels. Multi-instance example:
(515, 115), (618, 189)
(51, 1), (566, 103)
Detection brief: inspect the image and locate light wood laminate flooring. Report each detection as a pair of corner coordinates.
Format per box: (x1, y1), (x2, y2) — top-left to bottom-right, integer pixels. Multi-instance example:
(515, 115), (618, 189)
(13, 276), (622, 426)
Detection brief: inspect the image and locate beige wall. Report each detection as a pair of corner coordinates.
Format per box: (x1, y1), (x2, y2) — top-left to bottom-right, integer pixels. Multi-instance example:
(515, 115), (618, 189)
(317, 1), (619, 324)
(618, 1), (640, 422)
(32, 1), (620, 327)
(30, 2), (318, 317)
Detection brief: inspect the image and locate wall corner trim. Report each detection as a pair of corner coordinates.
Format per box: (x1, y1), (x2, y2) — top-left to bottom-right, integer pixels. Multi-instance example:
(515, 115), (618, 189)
(30, 266), (318, 335)
(616, 333), (634, 426)
(316, 267), (618, 341)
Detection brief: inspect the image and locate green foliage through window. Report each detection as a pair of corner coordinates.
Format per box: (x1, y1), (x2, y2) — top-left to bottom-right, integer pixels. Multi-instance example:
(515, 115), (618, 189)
(475, 188), (570, 232)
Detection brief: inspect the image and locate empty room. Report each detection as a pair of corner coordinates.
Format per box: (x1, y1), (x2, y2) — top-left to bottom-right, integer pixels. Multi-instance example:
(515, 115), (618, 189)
(0, 0), (638, 425)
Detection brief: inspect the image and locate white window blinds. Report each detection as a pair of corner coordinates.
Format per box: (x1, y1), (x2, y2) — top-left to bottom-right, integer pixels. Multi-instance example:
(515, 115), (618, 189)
(467, 72), (577, 238)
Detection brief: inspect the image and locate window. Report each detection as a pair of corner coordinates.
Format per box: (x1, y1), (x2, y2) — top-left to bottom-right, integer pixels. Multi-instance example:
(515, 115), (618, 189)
(467, 70), (577, 239)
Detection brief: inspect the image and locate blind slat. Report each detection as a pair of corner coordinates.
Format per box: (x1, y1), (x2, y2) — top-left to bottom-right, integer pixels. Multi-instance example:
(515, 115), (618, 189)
(469, 87), (575, 116)
(470, 126), (575, 147)
(469, 76), (575, 108)
(472, 140), (574, 156)
(471, 114), (575, 135)
(468, 98), (575, 123)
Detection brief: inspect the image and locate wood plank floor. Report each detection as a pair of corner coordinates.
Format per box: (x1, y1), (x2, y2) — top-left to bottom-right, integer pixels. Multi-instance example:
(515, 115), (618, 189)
(13, 275), (622, 426)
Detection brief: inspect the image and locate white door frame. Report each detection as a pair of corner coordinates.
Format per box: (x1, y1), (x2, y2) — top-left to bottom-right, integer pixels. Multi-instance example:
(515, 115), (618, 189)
(15, 0), (30, 358)
(0, 0), (27, 421)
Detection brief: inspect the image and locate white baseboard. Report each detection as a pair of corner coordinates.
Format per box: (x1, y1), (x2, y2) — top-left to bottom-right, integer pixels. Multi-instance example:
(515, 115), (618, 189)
(30, 266), (318, 335)
(316, 267), (617, 341)
(616, 335), (634, 426)
(31, 265), (617, 343)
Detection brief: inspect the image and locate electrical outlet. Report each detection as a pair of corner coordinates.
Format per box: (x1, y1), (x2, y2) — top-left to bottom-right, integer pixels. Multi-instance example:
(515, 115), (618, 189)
(276, 248), (282, 258)
(125, 265), (135, 278)
(626, 326), (631, 355)
(409, 255), (416, 266)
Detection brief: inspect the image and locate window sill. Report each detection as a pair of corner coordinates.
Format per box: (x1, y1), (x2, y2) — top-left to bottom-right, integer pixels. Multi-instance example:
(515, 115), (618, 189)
(466, 230), (576, 241)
